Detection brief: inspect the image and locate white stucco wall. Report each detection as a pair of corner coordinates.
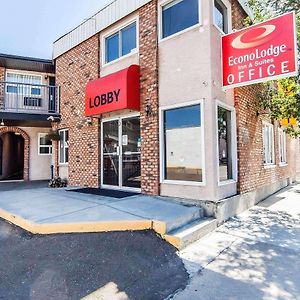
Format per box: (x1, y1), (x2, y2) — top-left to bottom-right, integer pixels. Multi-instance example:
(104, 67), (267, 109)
(158, 0), (237, 201)
(19, 127), (52, 181)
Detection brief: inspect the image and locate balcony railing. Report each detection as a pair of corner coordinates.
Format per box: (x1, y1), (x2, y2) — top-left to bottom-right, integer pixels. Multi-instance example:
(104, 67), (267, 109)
(0, 81), (60, 114)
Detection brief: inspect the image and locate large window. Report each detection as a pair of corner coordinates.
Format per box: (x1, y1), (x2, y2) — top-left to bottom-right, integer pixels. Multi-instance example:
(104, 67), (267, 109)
(38, 133), (52, 155)
(218, 107), (233, 181)
(6, 72), (42, 96)
(263, 123), (275, 165)
(278, 128), (287, 165)
(214, 0), (228, 33)
(105, 21), (137, 64)
(59, 129), (69, 164)
(162, 0), (199, 39)
(163, 104), (203, 182)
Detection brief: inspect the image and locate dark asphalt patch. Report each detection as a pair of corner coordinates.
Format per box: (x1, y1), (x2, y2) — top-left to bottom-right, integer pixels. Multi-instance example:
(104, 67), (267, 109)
(0, 219), (188, 300)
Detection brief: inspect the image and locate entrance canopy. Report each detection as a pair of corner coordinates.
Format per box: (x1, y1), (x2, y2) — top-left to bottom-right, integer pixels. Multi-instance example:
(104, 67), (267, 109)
(85, 65), (140, 117)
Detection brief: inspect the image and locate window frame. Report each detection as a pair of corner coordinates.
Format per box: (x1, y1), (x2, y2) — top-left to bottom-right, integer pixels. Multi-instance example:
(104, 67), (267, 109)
(159, 99), (206, 186)
(216, 101), (238, 186)
(38, 133), (53, 156)
(59, 129), (69, 165)
(278, 127), (287, 166)
(262, 122), (275, 166)
(213, 0), (232, 35)
(158, 0), (202, 42)
(101, 17), (139, 66)
(5, 71), (43, 96)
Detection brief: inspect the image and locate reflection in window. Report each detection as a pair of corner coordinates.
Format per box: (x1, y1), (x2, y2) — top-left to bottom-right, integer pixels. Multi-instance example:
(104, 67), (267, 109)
(278, 128), (287, 164)
(218, 107), (233, 181)
(105, 22), (137, 63)
(59, 129), (69, 164)
(164, 104), (202, 182)
(162, 0), (199, 38)
(214, 0), (228, 33)
(263, 123), (275, 165)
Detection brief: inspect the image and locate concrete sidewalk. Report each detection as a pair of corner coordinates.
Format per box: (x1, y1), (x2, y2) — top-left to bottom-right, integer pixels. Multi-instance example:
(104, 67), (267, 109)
(172, 183), (300, 300)
(0, 185), (210, 247)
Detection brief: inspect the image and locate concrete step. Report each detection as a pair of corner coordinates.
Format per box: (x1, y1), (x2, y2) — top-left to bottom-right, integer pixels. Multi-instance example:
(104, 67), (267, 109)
(164, 206), (204, 233)
(164, 218), (218, 250)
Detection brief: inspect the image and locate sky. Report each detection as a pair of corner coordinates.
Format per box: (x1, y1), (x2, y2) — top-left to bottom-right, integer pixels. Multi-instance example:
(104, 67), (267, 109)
(0, 0), (112, 59)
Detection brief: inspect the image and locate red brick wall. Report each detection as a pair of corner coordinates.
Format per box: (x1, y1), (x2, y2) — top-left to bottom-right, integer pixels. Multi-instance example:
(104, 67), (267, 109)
(232, 0), (295, 194)
(55, 34), (100, 187)
(139, 0), (160, 195)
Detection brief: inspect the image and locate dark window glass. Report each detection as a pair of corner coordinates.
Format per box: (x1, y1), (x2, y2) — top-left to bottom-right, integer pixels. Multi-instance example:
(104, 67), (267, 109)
(106, 33), (119, 63)
(31, 87), (41, 95)
(105, 22), (137, 63)
(162, 0), (199, 38)
(214, 0), (228, 33)
(164, 105), (202, 182)
(218, 107), (233, 181)
(7, 85), (18, 94)
(121, 23), (137, 56)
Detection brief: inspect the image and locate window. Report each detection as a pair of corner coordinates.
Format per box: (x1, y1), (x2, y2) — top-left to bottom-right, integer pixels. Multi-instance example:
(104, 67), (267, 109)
(163, 104), (203, 182)
(218, 107), (233, 181)
(105, 21), (137, 63)
(6, 72), (42, 96)
(162, 0), (199, 39)
(38, 133), (52, 155)
(214, 0), (228, 33)
(59, 129), (69, 164)
(278, 128), (287, 164)
(263, 123), (275, 165)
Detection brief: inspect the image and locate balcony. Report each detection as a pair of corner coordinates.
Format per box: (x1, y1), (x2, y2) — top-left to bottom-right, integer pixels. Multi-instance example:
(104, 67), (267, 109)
(0, 81), (60, 114)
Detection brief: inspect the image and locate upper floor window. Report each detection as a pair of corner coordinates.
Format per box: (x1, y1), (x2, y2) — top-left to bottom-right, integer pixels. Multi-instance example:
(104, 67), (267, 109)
(214, 0), (228, 33)
(6, 72), (42, 96)
(105, 21), (137, 64)
(263, 122), (275, 165)
(162, 0), (199, 39)
(278, 128), (287, 165)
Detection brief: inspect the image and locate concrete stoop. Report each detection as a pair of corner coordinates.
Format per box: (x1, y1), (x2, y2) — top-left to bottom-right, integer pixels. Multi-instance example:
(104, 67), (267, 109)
(0, 203), (217, 250)
(163, 218), (218, 250)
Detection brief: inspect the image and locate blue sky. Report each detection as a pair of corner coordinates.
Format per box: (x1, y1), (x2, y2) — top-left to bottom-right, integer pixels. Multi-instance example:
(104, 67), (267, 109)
(0, 0), (111, 59)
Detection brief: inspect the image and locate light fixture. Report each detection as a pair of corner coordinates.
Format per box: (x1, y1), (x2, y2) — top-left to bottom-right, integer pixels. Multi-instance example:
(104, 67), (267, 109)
(0, 119), (4, 126)
(15, 132), (21, 136)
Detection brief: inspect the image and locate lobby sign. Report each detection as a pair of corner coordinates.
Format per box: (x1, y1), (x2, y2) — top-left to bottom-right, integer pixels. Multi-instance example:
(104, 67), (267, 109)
(85, 65), (140, 116)
(222, 12), (298, 89)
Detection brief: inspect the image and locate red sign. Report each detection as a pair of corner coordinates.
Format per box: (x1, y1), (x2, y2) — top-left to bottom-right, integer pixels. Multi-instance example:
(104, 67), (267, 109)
(222, 12), (298, 89)
(85, 65), (140, 116)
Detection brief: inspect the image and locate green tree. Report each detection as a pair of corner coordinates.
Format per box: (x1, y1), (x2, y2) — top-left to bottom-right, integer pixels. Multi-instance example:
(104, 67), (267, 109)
(246, 0), (300, 137)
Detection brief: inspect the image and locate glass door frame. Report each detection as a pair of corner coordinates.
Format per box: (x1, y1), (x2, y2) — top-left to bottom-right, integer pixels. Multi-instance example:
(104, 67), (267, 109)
(101, 112), (141, 192)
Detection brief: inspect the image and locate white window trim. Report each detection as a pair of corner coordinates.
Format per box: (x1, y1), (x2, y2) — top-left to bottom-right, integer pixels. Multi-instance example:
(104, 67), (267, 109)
(59, 129), (69, 165)
(101, 17), (139, 67)
(38, 133), (53, 156)
(278, 127), (287, 166)
(5, 71), (43, 95)
(262, 121), (275, 167)
(215, 101), (238, 186)
(212, 0), (232, 35)
(159, 99), (206, 186)
(158, 0), (203, 43)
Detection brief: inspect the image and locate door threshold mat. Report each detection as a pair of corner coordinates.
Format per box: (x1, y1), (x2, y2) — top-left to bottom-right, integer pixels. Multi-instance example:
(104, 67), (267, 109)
(67, 188), (140, 199)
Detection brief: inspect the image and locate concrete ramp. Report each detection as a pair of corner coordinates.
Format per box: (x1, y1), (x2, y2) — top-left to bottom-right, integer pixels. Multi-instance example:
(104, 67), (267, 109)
(0, 187), (217, 249)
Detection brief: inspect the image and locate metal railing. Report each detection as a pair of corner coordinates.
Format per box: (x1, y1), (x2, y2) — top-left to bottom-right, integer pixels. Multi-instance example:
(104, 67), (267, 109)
(0, 81), (60, 114)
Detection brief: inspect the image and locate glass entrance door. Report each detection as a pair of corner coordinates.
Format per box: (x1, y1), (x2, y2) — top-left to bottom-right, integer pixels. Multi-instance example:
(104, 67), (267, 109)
(102, 115), (141, 190)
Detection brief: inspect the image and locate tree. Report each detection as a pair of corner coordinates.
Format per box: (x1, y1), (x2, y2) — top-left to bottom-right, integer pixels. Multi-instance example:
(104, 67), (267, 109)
(246, 0), (300, 137)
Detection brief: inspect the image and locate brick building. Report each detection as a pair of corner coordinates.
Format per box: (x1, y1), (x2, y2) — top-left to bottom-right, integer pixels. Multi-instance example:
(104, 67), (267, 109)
(0, 54), (60, 182)
(51, 0), (300, 219)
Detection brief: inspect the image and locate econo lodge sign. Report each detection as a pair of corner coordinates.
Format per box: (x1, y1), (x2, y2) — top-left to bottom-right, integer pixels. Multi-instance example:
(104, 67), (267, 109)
(222, 12), (298, 89)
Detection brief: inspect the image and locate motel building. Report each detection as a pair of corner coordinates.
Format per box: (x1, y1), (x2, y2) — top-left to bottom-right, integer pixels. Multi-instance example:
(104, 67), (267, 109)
(1, 0), (298, 223)
(0, 54), (59, 182)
